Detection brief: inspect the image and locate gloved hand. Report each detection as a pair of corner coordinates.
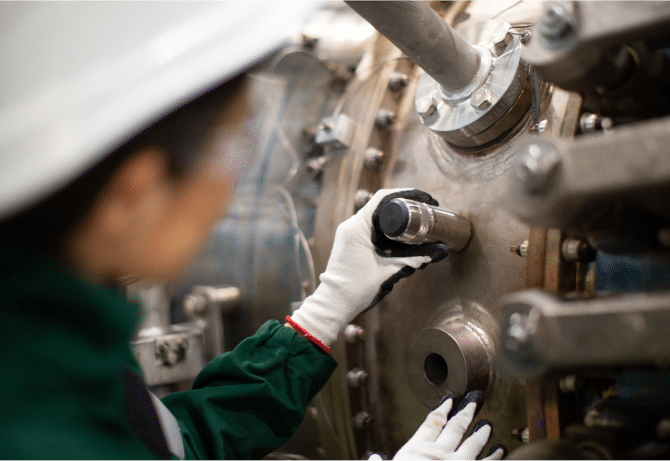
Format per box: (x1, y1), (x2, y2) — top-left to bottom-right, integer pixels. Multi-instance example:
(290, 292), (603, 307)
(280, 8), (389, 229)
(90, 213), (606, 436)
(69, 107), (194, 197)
(289, 189), (448, 348)
(378, 391), (506, 460)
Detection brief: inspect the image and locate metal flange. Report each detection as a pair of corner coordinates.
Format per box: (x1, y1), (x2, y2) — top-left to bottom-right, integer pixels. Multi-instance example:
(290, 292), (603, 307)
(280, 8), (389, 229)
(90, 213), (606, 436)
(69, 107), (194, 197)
(415, 20), (530, 149)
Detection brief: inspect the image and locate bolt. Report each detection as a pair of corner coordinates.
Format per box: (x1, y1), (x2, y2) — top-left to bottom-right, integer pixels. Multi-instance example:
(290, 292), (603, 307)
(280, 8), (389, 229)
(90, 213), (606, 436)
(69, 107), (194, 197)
(375, 109), (396, 129)
(363, 452), (387, 460)
(516, 142), (561, 194)
(306, 155), (328, 175)
(364, 148), (384, 170)
(529, 119), (548, 134)
(584, 408), (600, 427)
(183, 294), (207, 318)
(561, 238), (596, 262)
(512, 428), (530, 443)
(355, 189), (373, 211)
(505, 309), (540, 352)
(491, 27), (512, 57)
(346, 368), (369, 388)
(520, 30), (531, 44)
(580, 113), (613, 133)
(559, 375), (578, 393)
(511, 240), (529, 257)
(353, 411), (373, 430)
(388, 72), (409, 92)
(657, 419), (670, 439)
(470, 88), (494, 110)
(344, 324), (366, 343)
(541, 3), (574, 38)
(416, 96), (437, 118)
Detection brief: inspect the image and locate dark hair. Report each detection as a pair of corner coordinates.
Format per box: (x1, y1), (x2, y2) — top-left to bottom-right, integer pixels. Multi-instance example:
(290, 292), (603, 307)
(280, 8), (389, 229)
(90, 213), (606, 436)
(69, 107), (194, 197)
(0, 74), (246, 257)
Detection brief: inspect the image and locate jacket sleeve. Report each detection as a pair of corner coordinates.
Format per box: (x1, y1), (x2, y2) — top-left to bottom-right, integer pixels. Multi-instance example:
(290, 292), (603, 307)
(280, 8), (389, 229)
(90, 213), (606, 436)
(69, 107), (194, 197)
(160, 320), (338, 460)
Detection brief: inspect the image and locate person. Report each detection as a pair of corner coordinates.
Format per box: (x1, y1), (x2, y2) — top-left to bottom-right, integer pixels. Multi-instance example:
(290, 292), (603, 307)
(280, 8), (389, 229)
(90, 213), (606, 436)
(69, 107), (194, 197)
(0, 3), (506, 459)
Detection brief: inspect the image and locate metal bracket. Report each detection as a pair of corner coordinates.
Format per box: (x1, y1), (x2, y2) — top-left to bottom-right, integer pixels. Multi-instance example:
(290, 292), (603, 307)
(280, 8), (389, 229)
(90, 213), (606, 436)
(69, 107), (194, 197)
(504, 115), (670, 230)
(499, 289), (670, 380)
(522, 1), (670, 90)
(315, 114), (355, 151)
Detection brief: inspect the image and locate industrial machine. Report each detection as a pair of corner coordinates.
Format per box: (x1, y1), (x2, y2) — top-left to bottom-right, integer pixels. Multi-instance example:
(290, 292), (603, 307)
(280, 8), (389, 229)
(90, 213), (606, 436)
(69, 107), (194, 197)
(133, 1), (670, 458)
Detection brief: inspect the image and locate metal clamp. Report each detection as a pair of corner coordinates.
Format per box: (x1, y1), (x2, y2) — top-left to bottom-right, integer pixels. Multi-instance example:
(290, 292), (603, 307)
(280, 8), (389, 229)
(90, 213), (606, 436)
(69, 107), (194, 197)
(499, 289), (670, 380)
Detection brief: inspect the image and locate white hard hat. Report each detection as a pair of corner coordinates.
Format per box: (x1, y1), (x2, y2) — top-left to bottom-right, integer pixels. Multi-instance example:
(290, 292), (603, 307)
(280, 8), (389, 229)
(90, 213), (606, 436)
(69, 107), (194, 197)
(0, 1), (318, 219)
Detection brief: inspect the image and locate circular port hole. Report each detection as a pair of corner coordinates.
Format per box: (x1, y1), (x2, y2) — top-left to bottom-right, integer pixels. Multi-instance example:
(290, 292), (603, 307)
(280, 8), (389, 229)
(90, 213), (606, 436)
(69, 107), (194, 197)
(424, 353), (448, 387)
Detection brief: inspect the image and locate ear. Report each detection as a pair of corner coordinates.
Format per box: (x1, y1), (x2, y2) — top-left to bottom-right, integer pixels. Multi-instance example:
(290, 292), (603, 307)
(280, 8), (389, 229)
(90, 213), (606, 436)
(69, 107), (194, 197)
(90, 147), (172, 238)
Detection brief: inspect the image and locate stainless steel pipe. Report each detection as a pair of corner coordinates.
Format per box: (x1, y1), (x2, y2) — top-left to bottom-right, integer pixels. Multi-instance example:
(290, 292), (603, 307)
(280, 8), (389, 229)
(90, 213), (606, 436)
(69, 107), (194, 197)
(344, 1), (480, 92)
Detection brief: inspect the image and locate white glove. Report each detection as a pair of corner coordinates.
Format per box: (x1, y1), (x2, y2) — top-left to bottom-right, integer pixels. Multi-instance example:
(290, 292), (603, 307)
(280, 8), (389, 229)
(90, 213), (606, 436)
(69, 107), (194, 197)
(387, 392), (506, 461)
(289, 188), (448, 348)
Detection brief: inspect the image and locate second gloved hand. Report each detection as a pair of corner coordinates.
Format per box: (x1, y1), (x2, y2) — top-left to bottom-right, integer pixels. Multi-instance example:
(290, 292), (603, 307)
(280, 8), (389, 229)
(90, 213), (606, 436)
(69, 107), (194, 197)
(289, 189), (448, 348)
(388, 391), (506, 460)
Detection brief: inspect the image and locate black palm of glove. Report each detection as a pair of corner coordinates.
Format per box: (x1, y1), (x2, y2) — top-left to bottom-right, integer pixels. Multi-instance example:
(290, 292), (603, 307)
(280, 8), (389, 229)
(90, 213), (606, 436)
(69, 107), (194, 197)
(290, 189), (448, 347)
(388, 391), (506, 460)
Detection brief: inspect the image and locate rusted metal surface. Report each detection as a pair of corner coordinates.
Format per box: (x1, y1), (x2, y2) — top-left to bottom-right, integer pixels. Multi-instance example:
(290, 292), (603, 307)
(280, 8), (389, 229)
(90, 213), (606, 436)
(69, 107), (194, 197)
(526, 382), (547, 441)
(543, 383), (562, 441)
(522, 86), (583, 446)
(524, 226), (548, 443)
(526, 227), (548, 289)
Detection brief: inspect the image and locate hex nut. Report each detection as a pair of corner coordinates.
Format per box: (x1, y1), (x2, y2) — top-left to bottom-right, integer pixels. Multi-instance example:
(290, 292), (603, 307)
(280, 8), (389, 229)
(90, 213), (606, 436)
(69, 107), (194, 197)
(364, 148), (384, 169)
(470, 88), (494, 110)
(511, 240), (529, 257)
(344, 324), (365, 343)
(355, 189), (373, 211)
(490, 27), (512, 57)
(346, 368), (369, 388)
(416, 96), (437, 118)
(375, 110), (396, 129)
(353, 411), (373, 430)
(388, 72), (409, 92)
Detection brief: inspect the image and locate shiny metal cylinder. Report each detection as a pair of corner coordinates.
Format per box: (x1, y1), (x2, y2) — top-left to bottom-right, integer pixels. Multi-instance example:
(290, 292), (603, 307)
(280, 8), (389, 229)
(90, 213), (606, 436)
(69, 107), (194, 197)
(406, 321), (492, 409)
(128, 282), (172, 338)
(344, 1), (480, 92)
(379, 198), (472, 252)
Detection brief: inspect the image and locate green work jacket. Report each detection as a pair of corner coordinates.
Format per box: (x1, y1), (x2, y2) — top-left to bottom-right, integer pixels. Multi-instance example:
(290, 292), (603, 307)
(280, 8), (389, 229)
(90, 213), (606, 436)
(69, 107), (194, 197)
(0, 244), (337, 459)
